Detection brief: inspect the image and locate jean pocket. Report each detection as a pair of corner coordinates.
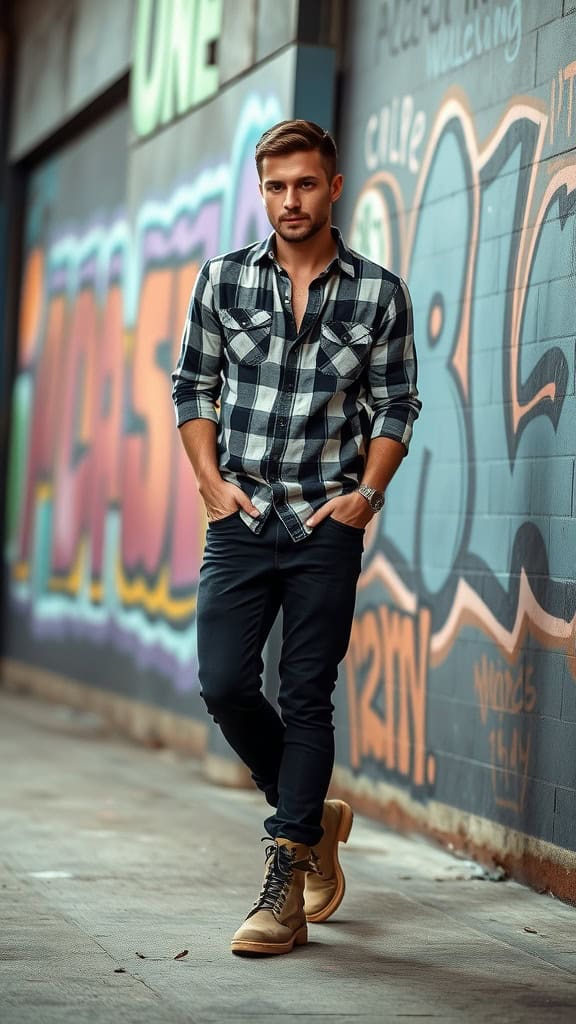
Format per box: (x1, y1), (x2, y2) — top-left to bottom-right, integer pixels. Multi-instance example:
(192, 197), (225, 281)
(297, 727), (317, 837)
(325, 516), (365, 537)
(208, 510), (241, 528)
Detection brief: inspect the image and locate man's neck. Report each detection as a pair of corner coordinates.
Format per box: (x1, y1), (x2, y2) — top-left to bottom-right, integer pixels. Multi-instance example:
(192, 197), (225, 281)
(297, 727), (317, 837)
(274, 225), (338, 279)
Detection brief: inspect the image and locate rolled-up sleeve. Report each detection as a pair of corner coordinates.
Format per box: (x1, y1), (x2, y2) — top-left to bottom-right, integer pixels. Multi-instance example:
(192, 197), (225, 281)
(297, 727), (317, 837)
(368, 277), (421, 451)
(171, 260), (222, 427)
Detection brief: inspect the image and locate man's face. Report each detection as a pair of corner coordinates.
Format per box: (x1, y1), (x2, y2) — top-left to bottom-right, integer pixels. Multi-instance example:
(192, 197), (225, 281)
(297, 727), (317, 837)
(259, 149), (343, 244)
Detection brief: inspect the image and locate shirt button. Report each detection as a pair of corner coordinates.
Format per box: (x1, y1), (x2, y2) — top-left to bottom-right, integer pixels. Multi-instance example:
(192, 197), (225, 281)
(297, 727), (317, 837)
(284, 297), (290, 304)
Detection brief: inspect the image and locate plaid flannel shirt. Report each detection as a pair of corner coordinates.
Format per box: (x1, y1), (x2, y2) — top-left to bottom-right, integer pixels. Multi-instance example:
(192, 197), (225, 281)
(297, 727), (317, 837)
(172, 228), (421, 542)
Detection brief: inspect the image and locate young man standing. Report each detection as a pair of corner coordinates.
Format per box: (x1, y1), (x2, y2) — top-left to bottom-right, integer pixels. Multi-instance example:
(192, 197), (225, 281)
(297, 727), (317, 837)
(172, 120), (421, 956)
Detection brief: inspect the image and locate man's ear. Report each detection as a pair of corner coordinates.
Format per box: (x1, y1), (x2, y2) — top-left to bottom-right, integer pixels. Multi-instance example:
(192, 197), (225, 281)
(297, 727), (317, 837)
(330, 174), (344, 203)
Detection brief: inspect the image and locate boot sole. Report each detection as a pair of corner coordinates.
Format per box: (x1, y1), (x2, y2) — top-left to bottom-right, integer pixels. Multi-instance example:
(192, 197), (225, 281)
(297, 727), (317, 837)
(231, 924), (308, 956)
(305, 800), (353, 924)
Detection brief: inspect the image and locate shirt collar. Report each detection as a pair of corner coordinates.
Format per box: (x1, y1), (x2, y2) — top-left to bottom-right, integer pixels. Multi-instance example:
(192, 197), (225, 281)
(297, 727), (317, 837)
(250, 227), (356, 279)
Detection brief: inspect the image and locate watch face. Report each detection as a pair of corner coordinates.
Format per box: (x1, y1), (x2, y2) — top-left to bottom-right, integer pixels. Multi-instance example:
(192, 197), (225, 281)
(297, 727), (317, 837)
(371, 494), (385, 511)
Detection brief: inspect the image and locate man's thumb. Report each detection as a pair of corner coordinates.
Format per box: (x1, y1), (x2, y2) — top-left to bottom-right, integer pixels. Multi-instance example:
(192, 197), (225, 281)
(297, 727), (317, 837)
(237, 493), (260, 518)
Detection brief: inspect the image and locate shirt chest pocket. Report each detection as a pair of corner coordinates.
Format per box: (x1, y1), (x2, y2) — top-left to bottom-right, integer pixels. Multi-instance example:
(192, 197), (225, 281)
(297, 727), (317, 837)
(218, 308), (272, 366)
(318, 322), (372, 381)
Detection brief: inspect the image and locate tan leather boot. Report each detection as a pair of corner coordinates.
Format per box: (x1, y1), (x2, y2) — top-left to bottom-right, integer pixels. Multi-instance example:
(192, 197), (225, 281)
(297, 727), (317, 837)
(231, 838), (312, 955)
(304, 799), (353, 923)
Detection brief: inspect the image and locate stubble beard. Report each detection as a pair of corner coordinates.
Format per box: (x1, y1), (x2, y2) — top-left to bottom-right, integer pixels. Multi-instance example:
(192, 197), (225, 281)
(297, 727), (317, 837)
(275, 212), (328, 245)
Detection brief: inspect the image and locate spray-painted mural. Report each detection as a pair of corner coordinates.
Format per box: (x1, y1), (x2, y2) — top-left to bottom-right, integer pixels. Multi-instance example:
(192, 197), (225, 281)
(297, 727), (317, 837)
(3, 55), (288, 704)
(335, 0), (576, 848)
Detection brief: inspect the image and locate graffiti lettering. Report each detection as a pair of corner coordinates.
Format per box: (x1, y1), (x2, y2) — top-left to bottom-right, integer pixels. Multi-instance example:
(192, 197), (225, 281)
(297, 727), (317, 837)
(426, 0), (521, 78)
(7, 95), (282, 685)
(89, 286), (125, 591)
(549, 60), (576, 146)
(375, 0), (453, 62)
(374, 0), (522, 74)
(473, 655), (534, 813)
(52, 290), (97, 582)
(132, 0), (222, 137)
(364, 98), (427, 174)
(351, 86), (576, 682)
(16, 291), (66, 577)
(345, 605), (434, 791)
(122, 269), (174, 579)
(169, 261), (205, 594)
(488, 723), (531, 813)
(474, 654), (536, 725)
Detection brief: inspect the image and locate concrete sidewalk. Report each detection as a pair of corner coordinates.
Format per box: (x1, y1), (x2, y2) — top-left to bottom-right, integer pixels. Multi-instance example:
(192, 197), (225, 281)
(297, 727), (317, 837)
(1, 691), (575, 1024)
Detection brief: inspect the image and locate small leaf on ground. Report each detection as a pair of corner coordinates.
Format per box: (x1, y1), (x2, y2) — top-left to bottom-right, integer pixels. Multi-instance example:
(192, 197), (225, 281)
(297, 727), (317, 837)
(174, 949), (189, 960)
(524, 926), (538, 934)
(114, 968), (126, 973)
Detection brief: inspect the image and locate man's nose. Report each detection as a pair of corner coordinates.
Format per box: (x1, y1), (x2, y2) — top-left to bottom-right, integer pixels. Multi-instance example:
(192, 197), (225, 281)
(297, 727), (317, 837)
(284, 188), (300, 209)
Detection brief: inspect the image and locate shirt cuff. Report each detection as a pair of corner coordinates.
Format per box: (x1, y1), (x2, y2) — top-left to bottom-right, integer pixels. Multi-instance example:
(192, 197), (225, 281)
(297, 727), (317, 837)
(370, 410), (415, 452)
(174, 397), (219, 427)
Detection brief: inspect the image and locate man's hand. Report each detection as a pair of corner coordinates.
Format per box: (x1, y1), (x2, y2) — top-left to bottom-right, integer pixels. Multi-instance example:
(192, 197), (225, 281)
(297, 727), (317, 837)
(200, 478), (260, 523)
(306, 491), (374, 530)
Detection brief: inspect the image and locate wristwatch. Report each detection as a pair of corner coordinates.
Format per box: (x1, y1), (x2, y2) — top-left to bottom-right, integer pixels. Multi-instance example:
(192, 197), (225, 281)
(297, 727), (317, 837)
(357, 484), (385, 511)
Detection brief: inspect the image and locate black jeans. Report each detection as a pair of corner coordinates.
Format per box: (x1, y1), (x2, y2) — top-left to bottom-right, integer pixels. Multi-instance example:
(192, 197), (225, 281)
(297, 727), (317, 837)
(196, 509), (363, 846)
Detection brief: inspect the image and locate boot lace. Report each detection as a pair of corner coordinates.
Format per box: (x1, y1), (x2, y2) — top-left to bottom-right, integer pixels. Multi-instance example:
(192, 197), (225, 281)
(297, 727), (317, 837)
(247, 840), (310, 919)
(308, 848), (321, 875)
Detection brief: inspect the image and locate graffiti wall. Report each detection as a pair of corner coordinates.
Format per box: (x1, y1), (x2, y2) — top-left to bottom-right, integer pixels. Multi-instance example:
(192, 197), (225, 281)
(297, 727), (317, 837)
(2, 50), (295, 715)
(3, 0), (575, 862)
(335, 0), (576, 852)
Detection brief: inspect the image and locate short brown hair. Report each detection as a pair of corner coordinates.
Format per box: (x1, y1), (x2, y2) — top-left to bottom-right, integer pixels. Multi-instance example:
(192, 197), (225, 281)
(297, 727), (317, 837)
(255, 120), (338, 182)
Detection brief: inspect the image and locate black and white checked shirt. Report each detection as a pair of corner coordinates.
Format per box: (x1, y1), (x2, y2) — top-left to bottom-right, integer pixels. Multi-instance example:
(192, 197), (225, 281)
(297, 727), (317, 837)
(172, 228), (421, 542)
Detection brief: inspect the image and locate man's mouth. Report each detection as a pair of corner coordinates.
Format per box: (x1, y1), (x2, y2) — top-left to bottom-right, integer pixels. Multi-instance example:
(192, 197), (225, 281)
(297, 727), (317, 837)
(282, 216), (307, 222)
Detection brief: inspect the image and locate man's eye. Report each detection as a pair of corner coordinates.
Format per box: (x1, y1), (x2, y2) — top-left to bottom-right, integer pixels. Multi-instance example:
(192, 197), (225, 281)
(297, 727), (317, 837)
(301, 182), (314, 189)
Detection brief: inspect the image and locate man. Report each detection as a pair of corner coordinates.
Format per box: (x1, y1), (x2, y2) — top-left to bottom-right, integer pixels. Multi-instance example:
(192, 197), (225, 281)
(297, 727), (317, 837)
(172, 120), (420, 956)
